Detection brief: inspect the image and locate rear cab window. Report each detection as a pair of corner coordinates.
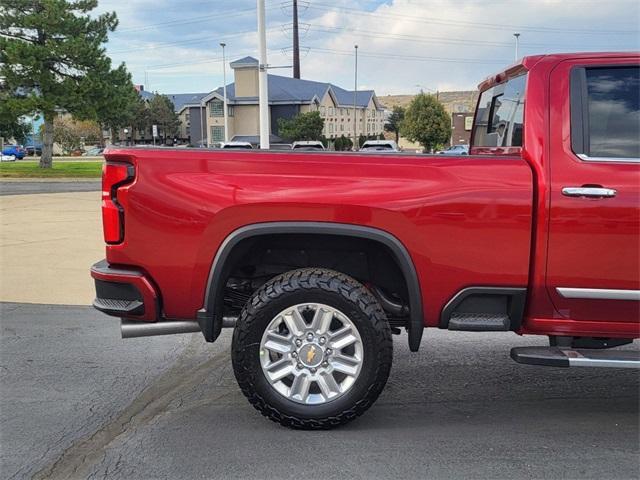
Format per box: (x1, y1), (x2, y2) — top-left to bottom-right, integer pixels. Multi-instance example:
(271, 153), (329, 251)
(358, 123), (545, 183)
(571, 66), (640, 160)
(472, 74), (527, 149)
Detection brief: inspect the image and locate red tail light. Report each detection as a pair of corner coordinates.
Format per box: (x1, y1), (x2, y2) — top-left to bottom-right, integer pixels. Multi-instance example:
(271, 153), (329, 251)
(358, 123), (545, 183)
(102, 162), (135, 244)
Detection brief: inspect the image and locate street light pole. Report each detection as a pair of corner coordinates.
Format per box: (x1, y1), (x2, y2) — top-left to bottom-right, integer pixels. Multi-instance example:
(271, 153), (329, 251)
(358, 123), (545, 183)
(220, 42), (229, 143)
(199, 101), (205, 147)
(513, 33), (520, 62)
(353, 44), (358, 150)
(257, 0), (270, 149)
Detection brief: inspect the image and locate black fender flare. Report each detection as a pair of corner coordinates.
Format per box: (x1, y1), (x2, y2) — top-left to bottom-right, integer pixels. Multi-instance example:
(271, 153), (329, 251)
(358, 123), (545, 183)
(197, 222), (424, 351)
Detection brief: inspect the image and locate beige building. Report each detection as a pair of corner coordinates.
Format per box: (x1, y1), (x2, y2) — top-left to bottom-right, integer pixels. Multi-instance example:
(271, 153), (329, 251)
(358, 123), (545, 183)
(202, 56), (385, 145)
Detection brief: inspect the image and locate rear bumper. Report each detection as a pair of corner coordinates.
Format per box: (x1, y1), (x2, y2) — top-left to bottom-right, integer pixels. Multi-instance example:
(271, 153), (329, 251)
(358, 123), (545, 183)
(90, 259), (160, 321)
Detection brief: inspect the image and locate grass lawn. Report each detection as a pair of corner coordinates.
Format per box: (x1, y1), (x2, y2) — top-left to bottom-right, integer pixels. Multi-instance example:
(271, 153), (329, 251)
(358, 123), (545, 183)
(0, 161), (103, 178)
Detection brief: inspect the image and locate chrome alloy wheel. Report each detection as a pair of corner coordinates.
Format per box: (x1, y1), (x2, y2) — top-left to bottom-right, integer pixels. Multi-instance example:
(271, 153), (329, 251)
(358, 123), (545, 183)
(259, 303), (364, 405)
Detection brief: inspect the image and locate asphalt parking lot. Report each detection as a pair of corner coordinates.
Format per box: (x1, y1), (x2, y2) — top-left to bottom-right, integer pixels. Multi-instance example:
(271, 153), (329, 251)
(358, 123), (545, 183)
(1, 185), (639, 479)
(0, 180), (100, 196)
(2, 302), (638, 480)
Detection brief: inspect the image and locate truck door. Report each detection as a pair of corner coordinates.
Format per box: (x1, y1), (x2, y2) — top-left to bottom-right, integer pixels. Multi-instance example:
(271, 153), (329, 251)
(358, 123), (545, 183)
(547, 57), (640, 324)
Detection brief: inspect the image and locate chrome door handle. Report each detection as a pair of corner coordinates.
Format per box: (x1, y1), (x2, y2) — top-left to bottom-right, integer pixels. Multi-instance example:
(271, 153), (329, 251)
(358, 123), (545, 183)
(562, 187), (617, 198)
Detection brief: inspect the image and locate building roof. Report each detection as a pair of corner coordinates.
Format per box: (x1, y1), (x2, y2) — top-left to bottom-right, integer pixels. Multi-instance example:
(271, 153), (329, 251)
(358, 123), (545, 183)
(167, 93), (209, 112)
(137, 90), (210, 113)
(230, 56), (260, 69)
(211, 71), (379, 109)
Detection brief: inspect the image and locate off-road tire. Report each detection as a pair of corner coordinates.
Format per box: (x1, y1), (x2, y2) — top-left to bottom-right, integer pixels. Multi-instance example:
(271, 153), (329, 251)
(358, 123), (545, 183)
(232, 268), (393, 429)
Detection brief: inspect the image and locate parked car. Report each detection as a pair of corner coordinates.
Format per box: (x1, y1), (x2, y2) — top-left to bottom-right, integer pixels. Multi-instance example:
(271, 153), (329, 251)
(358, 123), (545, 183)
(269, 143), (293, 151)
(1, 145), (26, 159)
(92, 52), (639, 430)
(221, 141), (253, 150)
(1, 154), (17, 162)
(83, 146), (104, 156)
(25, 145), (42, 156)
(360, 140), (399, 152)
(291, 140), (325, 151)
(438, 144), (469, 155)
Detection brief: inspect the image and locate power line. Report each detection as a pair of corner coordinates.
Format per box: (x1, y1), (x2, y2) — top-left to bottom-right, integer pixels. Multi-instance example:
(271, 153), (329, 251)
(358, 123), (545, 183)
(108, 27), (283, 54)
(113, 7), (269, 34)
(301, 23), (632, 50)
(296, 46), (507, 65)
(303, 2), (639, 35)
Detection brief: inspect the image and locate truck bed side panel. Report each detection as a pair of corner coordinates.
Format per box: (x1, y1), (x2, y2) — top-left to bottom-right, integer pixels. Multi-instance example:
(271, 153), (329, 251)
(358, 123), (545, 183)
(105, 150), (533, 327)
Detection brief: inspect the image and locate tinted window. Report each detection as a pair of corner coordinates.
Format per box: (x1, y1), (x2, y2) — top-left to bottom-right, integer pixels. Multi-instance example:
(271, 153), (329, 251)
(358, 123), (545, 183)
(585, 67), (640, 158)
(472, 74), (526, 148)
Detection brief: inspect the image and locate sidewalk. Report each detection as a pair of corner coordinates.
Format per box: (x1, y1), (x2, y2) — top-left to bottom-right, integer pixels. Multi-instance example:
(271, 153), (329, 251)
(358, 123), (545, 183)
(0, 191), (102, 305)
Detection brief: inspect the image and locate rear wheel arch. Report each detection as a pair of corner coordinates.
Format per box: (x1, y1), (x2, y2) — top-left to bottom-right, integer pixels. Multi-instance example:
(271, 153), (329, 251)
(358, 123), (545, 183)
(197, 222), (424, 351)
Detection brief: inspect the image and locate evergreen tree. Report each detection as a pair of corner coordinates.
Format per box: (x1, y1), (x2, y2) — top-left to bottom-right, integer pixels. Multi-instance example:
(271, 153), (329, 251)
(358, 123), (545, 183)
(384, 106), (405, 143)
(148, 95), (179, 144)
(0, 0), (136, 167)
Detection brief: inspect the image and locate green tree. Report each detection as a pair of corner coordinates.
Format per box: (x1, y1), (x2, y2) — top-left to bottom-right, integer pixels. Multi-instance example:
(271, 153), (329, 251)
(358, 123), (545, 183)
(277, 111), (324, 141)
(148, 95), (179, 144)
(384, 106), (405, 143)
(0, 0), (135, 167)
(95, 66), (141, 143)
(49, 116), (101, 153)
(401, 93), (451, 152)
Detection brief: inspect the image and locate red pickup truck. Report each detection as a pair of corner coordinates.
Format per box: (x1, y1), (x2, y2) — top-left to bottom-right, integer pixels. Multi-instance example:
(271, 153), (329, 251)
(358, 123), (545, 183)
(92, 52), (639, 429)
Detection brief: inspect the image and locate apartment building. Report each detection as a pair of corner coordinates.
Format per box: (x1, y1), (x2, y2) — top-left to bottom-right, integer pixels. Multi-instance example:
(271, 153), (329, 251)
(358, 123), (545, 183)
(202, 56), (385, 145)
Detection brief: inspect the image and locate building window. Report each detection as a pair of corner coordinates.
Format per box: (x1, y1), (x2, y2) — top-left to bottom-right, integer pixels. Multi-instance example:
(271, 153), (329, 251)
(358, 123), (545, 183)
(228, 106), (234, 117)
(185, 113), (190, 121)
(320, 106), (326, 116)
(340, 124), (344, 131)
(211, 126), (224, 142)
(329, 124), (334, 133)
(211, 100), (224, 117)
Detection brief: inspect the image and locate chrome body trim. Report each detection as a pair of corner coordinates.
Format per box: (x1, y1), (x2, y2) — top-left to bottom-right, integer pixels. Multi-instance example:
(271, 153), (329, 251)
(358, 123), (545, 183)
(577, 153), (640, 164)
(556, 287), (640, 301)
(567, 356), (639, 369)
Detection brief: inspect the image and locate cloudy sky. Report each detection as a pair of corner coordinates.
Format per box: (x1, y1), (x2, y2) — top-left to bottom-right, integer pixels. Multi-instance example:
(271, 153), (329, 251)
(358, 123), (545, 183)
(97, 0), (640, 95)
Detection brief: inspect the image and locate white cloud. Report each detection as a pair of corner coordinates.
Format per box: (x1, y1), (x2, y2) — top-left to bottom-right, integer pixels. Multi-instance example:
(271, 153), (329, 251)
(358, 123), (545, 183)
(102, 0), (640, 94)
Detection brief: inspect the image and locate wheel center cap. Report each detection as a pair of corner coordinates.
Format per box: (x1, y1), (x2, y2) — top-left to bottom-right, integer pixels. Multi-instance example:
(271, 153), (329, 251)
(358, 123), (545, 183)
(298, 343), (323, 368)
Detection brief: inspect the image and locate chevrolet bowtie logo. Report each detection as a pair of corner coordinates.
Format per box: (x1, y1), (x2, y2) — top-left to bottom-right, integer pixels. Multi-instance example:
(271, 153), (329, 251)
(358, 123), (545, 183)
(306, 345), (317, 364)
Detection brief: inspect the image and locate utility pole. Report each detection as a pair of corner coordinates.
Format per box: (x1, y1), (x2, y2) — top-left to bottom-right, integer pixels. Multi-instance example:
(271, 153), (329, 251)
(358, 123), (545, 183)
(353, 44), (358, 150)
(513, 33), (520, 62)
(257, 0), (270, 149)
(220, 42), (229, 143)
(292, 0), (300, 78)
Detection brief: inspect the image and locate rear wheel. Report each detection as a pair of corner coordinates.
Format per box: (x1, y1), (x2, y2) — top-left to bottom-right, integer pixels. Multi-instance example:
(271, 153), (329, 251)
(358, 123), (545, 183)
(232, 268), (392, 429)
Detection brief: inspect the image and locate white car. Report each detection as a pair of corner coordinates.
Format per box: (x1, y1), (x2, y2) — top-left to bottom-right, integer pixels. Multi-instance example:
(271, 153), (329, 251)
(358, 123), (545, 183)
(1, 154), (16, 162)
(221, 141), (253, 150)
(291, 141), (325, 151)
(438, 145), (469, 155)
(359, 140), (399, 152)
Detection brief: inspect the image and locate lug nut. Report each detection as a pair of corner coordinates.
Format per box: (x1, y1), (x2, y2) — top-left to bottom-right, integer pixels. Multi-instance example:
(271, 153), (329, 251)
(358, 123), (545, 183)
(325, 348), (333, 355)
(322, 361), (329, 367)
(296, 362), (303, 369)
(306, 333), (314, 341)
(291, 351), (298, 358)
(319, 337), (326, 345)
(295, 339), (302, 347)
(310, 367), (317, 373)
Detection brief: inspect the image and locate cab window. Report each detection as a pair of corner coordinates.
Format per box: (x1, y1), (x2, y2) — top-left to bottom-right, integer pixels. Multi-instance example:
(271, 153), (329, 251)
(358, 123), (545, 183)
(472, 74), (526, 148)
(571, 66), (640, 159)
